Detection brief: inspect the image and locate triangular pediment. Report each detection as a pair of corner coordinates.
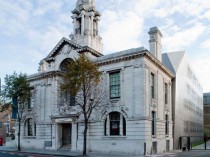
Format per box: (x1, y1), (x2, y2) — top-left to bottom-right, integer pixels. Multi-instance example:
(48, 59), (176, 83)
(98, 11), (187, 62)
(45, 37), (82, 61)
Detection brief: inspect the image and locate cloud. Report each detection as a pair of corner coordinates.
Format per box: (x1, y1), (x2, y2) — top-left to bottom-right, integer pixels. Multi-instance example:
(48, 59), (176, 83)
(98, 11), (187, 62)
(201, 39), (210, 49)
(163, 23), (206, 51)
(101, 11), (144, 53)
(33, 1), (63, 16)
(192, 54), (210, 93)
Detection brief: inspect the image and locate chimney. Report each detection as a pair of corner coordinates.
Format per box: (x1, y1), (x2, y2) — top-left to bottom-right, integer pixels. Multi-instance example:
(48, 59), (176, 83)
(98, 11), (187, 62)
(148, 27), (163, 62)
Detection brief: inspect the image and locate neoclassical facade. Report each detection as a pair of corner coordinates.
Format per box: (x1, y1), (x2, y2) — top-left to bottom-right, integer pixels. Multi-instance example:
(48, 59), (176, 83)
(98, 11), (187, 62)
(17, 0), (175, 155)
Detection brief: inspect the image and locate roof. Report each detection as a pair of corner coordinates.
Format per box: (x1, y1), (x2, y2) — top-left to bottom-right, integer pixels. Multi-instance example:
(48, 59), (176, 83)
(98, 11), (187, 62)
(78, 46), (103, 57)
(95, 47), (146, 62)
(45, 37), (82, 61)
(95, 47), (174, 78)
(162, 51), (185, 74)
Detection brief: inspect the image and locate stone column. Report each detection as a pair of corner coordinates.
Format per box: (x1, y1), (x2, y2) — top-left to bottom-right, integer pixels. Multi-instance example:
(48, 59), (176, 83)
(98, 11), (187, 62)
(90, 12), (94, 35)
(71, 123), (77, 151)
(120, 114), (123, 135)
(107, 115), (110, 136)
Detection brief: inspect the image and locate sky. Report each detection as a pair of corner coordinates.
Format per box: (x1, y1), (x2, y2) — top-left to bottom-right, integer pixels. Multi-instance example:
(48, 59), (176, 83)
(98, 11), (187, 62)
(0, 0), (210, 92)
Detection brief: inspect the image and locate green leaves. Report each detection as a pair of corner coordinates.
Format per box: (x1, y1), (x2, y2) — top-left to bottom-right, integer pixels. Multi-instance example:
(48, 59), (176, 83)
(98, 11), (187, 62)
(60, 55), (101, 97)
(1, 72), (30, 110)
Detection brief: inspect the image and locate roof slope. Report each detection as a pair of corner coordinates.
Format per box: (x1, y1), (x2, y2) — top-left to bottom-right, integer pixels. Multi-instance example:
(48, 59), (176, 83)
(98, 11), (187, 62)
(162, 51), (185, 74)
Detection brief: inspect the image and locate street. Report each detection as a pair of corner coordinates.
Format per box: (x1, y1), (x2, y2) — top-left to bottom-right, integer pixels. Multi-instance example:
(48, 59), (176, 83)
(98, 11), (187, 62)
(0, 151), (63, 157)
(1, 150), (210, 157)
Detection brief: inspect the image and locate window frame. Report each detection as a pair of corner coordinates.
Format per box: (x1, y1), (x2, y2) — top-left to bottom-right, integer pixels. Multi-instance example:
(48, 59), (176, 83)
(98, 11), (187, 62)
(165, 114), (169, 135)
(151, 73), (155, 99)
(165, 83), (168, 104)
(152, 111), (156, 136)
(109, 71), (121, 99)
(25, 118), (36, 137)
(104, 112), (126, 136)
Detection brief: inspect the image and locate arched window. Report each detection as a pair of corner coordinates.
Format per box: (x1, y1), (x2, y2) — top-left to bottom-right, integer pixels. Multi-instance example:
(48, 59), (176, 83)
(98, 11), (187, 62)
(24, 118), (36, 136)
(104, 112), (126, 136)
(59, 58), (74, 71)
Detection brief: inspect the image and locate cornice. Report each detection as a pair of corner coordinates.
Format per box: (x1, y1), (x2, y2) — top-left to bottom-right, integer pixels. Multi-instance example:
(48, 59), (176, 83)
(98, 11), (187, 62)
(28, 71), (64, 82)
(96, 50), (174, 78)
(96, 50), (148, 66)
(45, 37), (81, 61)
(78, 46), (103, 57)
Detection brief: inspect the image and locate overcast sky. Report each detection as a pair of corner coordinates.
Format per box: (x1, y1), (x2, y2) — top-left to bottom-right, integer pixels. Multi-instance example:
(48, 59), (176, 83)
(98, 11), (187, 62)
(0, 0), (210, 92)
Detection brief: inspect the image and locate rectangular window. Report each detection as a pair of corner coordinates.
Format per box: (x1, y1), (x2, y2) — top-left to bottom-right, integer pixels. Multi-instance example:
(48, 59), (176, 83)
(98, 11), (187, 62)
(110, 112), (120, 135)
(110, 72), (120, 99)
(165, 114), (169, 135)
(28, 119), (33, 136)
(151, 73), (155, 99)
(152, 111), (156, 135)
(165, 83), (168, 104)
(152, 142), (157, 154)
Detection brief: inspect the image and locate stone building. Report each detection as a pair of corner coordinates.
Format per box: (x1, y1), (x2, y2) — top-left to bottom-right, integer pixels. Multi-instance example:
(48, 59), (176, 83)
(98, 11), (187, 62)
(17, 0), (175, 155)
(204, 93), (210, 131)
(163, 52), (203, 149)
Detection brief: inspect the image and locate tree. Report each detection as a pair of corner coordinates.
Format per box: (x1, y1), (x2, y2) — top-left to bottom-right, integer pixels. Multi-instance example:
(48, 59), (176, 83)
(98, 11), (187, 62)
(60, 55), (106, 155)
(1, 72), (31, 151)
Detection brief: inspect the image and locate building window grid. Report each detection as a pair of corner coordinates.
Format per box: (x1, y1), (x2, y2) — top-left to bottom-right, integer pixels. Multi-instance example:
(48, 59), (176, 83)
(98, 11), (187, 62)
(104, 112), (126, 136)
(25, 118), (36, 136)
(165, 83), (168, 104)
(28, 119), (33, 136)
(110, 72), (120, 99)
(151, 73), (155, 99)
(152, 111), (156, 136)
(165, 114), (169, 135)
(110, 112), (120, 135)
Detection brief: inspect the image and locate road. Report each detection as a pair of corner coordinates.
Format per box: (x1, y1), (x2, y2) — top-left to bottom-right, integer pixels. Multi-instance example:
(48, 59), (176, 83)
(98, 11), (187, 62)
(1, 150), (210, 157)
(0, 151), (63, 157)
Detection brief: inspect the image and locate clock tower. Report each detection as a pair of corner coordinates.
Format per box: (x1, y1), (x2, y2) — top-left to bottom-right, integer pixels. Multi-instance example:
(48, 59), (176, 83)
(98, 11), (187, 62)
(70, 0), (103, 54)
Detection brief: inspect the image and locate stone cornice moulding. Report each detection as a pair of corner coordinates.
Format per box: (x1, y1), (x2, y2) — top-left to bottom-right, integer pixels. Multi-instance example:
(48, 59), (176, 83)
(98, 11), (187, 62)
(28, 71), (64, 82)
(96, 51), (174, 78)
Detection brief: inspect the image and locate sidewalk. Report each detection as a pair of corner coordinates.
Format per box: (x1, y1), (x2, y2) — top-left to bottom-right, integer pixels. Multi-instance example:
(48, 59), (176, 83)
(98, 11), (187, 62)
(0, 146), (81, 156)
(0, 146), (180, 157)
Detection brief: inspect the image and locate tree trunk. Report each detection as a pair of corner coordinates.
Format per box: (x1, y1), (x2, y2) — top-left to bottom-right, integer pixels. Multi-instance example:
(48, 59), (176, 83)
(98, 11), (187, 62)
(18, 117), (21, 151)
(83, 119), (88, 155)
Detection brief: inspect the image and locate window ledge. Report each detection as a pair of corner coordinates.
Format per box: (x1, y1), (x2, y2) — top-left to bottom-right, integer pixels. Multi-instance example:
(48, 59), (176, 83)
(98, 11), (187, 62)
(110, 98), (120, 102)
(152, 135), (156, 138)
(23, 136), (36, 139)
(102, 136), (127, 139)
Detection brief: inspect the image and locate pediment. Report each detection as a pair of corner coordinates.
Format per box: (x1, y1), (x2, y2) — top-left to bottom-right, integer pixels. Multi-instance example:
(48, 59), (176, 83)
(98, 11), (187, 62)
(45, 37), (82, 62)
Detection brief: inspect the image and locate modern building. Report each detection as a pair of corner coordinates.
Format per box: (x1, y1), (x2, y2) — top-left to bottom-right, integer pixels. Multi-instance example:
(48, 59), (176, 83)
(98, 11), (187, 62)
(163, 52), (203, 149)
(16, 0), (175, 155)
(204, 93), (210, 130)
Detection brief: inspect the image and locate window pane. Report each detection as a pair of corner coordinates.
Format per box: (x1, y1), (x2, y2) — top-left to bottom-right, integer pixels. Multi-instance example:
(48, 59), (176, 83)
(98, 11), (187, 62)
(110, 72), (120, 98)
(151, 73), (155, 98)
(152, 111), (156, 135)
(110, 112), (120, 135)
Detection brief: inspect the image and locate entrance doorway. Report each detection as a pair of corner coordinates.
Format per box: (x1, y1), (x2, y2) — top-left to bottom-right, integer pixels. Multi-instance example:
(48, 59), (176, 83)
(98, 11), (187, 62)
(62, 123), (72, 147)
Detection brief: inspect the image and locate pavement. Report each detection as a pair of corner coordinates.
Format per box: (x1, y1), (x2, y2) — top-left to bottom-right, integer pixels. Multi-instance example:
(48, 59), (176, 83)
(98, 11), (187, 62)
(0, 146), (210, 157)
(192, 140), (210, 150)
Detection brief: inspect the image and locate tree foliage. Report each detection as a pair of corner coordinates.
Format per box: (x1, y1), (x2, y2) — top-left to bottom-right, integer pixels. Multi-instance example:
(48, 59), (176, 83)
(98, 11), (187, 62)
(2, 72), (30, 105)
(1, 72), (31, 151)
(60, 55), (106, 155)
